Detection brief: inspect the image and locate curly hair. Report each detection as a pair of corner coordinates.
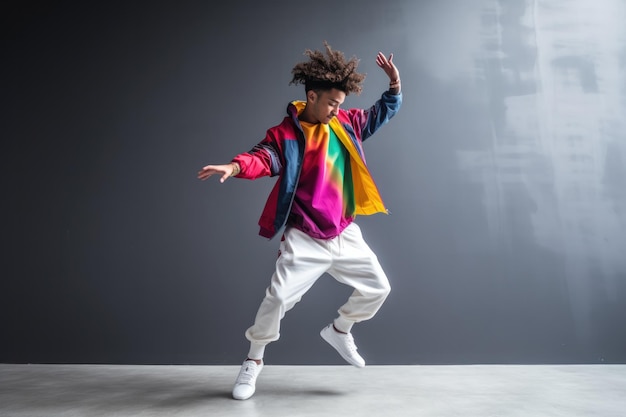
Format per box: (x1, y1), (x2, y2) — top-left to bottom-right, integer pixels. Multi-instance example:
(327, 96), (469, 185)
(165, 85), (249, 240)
(290, 41), (366, 95)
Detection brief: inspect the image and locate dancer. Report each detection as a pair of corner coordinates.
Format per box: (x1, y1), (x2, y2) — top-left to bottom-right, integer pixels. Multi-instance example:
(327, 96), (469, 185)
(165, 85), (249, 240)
(197, 42), (402, 400)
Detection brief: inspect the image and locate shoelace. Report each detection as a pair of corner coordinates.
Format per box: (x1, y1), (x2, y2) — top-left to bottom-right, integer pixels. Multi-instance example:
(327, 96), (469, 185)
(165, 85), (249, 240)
(236, 364), (258, 385)
(344, 333), (358, 354)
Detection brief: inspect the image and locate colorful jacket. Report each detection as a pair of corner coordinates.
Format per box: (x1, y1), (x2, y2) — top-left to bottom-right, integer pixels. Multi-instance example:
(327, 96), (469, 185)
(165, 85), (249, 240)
(232, 90), (402, 239)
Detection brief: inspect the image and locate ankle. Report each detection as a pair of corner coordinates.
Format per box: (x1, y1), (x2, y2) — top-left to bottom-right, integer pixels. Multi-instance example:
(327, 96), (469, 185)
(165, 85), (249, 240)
(333, 324), (347, 334)
(246, 358), (262, 365)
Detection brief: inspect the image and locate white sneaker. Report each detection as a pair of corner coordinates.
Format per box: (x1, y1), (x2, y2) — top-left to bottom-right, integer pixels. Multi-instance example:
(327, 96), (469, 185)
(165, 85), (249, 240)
(232, 360), (263, 400)
(320, 324), (365, 368)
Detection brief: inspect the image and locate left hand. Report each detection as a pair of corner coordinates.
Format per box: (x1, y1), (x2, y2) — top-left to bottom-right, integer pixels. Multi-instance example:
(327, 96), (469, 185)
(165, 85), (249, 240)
(376, 51), (399, 82)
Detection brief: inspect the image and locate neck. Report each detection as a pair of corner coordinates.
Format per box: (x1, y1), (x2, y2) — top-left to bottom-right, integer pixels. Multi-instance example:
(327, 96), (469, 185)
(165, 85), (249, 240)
(298, 108), (317, 124)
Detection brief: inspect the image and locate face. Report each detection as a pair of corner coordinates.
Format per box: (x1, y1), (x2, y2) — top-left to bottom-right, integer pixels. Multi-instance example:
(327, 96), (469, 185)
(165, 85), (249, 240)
(305, 88), (346, 124)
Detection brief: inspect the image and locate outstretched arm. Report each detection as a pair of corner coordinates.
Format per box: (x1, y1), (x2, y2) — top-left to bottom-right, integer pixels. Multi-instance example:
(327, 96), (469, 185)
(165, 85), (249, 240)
(376, 51), (401, 94)
(197, 162), (241, 183)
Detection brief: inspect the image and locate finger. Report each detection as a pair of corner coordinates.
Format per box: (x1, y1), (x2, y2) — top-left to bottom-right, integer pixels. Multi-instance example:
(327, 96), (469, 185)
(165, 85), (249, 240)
(219, 172), (229, 183)
(198, 167), (218, 179)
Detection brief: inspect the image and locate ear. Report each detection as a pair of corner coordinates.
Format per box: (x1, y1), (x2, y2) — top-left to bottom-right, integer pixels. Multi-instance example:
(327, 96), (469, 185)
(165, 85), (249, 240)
(307, 90), (317, 103)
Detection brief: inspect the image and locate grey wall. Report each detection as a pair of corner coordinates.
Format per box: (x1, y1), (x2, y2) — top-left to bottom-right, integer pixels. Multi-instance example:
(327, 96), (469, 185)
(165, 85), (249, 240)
(3, 0), (625, 365)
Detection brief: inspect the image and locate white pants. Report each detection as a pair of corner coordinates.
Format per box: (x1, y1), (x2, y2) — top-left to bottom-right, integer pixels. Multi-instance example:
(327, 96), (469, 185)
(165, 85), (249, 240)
(245, 222), (391, 360)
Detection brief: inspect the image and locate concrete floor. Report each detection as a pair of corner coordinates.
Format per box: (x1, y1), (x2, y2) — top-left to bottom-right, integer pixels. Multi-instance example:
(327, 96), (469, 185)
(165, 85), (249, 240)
(0, 364), (625, 417)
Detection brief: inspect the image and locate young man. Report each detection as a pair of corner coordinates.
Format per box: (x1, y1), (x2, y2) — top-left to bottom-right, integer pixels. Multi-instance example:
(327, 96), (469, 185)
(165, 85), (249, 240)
(197, 42), (402, 400)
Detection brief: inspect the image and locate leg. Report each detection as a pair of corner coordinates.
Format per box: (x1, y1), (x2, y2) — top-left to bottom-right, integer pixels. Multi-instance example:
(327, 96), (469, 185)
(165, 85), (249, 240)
(319, 223), (390, 367)
(244, 227), (331, 358)
(328, 222), (391, 333)
(233, 227), (331, 400)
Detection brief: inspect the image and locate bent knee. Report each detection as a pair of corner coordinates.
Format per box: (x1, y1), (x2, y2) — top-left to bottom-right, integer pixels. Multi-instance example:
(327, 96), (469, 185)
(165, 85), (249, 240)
(379, 282), (391, 299)
(367, 279), (390, 300)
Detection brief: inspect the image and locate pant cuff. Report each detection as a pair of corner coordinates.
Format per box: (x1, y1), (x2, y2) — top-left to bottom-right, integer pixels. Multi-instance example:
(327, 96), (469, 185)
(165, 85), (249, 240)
(247, 343), (266, 360)
(333, 316), (355, 334)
